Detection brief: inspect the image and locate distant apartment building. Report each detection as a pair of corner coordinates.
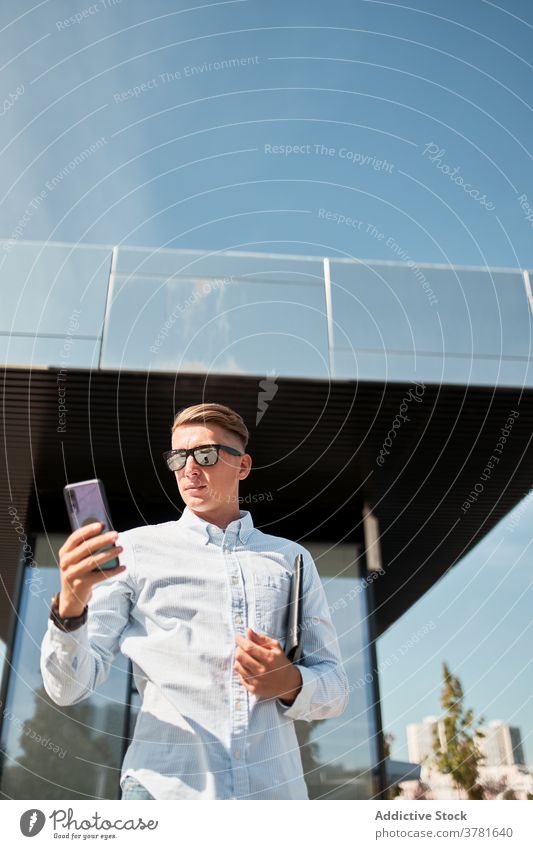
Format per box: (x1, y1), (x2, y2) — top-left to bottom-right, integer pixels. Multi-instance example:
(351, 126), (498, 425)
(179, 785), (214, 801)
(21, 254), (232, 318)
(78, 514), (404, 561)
(407, 716), (526, 768)
(482, 721), (526, 768)
(403, 717), (531, 800)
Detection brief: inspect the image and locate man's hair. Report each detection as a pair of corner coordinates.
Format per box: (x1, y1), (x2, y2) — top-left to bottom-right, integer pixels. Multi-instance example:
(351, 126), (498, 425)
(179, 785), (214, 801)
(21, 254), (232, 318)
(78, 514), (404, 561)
(171, 402), (250, 451)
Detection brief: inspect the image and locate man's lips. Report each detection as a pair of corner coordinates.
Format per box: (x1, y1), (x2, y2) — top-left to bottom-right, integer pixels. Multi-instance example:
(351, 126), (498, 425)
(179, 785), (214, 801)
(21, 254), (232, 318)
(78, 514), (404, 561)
(184, 484), (207, 491)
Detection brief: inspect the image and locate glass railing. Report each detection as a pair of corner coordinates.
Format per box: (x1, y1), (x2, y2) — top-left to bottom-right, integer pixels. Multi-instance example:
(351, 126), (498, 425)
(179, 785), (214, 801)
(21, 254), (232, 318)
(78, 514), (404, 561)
(0, 240), (112, 369)
(1, 240), (531, 387)
(101, 247), (328, 377)
(328, 261), (533, 386)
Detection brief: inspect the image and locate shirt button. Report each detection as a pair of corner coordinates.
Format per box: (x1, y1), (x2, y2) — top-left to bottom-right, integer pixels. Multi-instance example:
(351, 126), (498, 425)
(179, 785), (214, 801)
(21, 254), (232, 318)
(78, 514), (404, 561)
(235, 700), (244, 710)
(231, 575), (239, 584)
(233, 750), (241, 759)
(234, 614), (243, 625)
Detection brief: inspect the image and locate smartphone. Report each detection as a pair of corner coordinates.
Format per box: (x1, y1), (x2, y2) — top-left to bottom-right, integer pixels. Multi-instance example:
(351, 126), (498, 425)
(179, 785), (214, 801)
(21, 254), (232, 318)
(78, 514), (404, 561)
(63, 479), (119, 572)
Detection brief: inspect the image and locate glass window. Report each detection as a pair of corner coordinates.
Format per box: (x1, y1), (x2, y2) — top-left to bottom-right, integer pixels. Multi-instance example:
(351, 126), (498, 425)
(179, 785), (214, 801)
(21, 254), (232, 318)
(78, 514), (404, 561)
(298, 542), (377, 799)
(1, 535), (378, 799)
(0, 543), (130, 800)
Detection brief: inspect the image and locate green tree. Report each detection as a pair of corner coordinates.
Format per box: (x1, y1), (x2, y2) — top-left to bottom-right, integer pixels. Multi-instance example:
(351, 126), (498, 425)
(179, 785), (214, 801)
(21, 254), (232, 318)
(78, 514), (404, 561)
(430, 662), (485, 800)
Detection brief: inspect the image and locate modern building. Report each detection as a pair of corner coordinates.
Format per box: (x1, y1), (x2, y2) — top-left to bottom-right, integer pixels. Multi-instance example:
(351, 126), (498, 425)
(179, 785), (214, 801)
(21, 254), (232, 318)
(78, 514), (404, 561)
(481, 721), (526, 768)
(407, 717), (527, 768)
(406, 716), (443, 765)
(1, 239), (532, 800)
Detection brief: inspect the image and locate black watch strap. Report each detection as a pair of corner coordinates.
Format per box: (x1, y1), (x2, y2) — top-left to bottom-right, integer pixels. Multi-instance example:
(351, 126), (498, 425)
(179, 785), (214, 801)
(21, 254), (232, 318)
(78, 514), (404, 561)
(50, 592), (88, 632)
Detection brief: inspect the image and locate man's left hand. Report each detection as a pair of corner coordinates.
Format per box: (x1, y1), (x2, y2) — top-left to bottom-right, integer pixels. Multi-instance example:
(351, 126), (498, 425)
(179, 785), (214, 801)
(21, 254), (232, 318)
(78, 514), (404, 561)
(234, 628), (302, 705)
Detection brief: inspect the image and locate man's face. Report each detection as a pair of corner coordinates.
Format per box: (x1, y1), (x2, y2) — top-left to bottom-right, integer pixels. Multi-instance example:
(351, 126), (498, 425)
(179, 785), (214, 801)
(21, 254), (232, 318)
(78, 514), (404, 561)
(171, 423), (251, 514)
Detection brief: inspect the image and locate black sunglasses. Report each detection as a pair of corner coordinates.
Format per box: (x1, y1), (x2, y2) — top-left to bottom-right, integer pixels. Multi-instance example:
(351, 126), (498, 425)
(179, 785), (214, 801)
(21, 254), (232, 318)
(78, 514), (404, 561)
(163, 443), (243, 472)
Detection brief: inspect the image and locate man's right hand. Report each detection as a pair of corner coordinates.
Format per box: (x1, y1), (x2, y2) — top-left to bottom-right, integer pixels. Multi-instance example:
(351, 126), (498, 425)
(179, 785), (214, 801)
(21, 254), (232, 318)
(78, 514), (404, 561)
(57, 523), (125, 617)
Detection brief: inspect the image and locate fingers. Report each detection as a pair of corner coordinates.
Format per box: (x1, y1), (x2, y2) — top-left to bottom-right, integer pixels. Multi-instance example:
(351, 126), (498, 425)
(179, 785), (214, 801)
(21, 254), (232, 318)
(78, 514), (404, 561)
(66, 544), (123, 579)
(247, 628), (279, 647)
(235, 633), (279, 661)
(235, 633), (264, 657)
(234, 648), (264, 677)
(60, 530), (120, 571)
(59, 522), (105, 555)
(61, 558), (127, 612)
(234, 660), (260, 686)
(60, 525), (126, 612)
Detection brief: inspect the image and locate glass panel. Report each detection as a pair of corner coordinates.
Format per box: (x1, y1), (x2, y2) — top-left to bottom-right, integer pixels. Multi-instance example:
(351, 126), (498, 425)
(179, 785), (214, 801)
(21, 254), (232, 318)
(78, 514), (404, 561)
(0, 558), (130, 800)
(0, 335), (101, 369)
(330, 263), (530, 356)
(101, 269), (329, 378)
(0, 534), (376, 800)
(298, 543), (376, 799)
(329, 263), (533, 387)
(114, 246), (323, 282)
(333, 347), (533, 388)
(0, 241), (112, 337)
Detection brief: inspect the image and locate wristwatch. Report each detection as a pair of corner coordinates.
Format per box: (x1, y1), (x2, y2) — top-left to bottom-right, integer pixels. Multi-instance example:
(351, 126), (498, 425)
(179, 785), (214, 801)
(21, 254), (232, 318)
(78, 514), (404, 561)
(49, 592), (88, 632)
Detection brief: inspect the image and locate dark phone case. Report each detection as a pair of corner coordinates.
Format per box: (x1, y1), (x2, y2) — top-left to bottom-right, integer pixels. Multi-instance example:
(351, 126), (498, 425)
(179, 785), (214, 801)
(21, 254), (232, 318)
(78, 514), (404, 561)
(63, 479), (119, 572)
(285, 553), (304, 663)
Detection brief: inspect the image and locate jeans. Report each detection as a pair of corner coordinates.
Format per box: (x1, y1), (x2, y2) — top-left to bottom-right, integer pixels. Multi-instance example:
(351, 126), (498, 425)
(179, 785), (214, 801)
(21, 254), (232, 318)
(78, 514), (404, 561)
(120, 775), (155, 800)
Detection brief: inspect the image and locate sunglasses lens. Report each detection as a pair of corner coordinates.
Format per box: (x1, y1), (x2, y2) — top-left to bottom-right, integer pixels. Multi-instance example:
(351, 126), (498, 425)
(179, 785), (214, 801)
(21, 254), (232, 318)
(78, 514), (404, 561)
(167, 452), (186, 471)
(194, 446), (218, 466)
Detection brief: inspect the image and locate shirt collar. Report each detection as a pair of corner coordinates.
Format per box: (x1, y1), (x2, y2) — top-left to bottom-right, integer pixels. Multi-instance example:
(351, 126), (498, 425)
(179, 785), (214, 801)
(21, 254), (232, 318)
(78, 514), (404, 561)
(177, 504), (255, 545)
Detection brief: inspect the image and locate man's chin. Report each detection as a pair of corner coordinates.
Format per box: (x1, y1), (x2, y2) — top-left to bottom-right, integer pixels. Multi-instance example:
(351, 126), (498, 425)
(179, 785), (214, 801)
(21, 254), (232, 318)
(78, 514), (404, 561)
(182, 490), (213, 509)
(182, 490), (229, 510)
(184, 492), (208, 504)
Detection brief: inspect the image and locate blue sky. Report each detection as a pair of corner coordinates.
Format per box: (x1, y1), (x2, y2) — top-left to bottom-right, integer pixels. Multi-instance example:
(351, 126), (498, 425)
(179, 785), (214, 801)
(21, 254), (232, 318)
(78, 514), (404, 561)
(378, 492), (533, 765)
(1, 0), (532, 767)
(1, 0), (533, 267)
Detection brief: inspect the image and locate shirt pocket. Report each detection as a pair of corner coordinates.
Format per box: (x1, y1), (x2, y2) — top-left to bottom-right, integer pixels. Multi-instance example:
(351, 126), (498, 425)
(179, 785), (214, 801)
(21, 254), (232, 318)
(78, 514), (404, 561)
(252, 572), (291, 643)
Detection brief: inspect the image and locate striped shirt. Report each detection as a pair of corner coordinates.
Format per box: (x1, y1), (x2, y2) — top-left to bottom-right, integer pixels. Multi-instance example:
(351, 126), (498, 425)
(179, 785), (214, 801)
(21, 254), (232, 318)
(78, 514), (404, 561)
(40, 506), (349, 799)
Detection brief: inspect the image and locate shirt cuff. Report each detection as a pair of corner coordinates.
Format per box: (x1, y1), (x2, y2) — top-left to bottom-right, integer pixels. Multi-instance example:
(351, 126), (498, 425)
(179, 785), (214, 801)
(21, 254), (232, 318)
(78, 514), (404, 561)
(46, 616), (88, 652)
(276, 663), (317, 720)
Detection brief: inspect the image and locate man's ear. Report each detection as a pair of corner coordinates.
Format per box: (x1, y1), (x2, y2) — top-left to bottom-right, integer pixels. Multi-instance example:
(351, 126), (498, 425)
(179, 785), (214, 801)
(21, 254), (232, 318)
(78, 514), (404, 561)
(239, 453), (252, 480)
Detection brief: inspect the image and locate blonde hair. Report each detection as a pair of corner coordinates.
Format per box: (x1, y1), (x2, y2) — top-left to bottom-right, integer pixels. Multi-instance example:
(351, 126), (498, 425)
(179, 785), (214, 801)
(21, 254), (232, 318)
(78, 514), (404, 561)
(171, 402), (249, 451)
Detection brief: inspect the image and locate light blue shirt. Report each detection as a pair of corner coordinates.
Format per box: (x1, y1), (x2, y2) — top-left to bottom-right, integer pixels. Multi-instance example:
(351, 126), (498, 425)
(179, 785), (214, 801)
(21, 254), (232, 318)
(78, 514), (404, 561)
(40, 506), (349, 799)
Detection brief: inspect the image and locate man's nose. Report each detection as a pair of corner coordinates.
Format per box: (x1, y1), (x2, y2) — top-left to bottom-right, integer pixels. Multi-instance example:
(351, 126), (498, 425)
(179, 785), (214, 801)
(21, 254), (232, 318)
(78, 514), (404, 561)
(184, 453), (199, 473)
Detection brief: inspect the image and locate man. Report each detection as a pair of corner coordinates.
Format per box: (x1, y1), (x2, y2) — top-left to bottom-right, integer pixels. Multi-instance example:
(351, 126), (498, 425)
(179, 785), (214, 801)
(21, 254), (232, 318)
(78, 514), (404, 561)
(40, 402), (349, 800)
